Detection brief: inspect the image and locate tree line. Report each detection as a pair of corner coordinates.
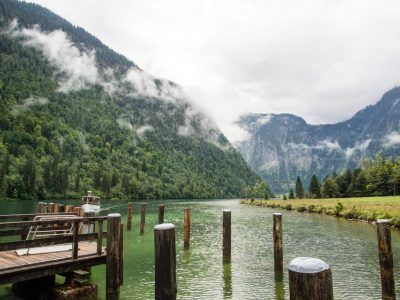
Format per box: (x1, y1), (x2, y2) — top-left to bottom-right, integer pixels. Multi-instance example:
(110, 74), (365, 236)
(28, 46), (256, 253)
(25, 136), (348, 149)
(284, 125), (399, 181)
(284, 155), (400, 199)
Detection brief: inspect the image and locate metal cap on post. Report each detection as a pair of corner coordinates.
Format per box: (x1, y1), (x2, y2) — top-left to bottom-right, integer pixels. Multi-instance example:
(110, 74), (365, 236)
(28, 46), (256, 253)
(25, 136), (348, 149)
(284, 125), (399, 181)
(154, 223), (177, 300)
(288, 257), (333, 300)
(106, 213), (121, 299)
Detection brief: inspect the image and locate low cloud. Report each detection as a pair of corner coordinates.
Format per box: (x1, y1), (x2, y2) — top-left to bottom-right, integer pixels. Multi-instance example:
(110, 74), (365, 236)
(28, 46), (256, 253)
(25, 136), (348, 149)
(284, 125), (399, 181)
(12, 95), (49, 115)
(315, 140), (342, 152)
(9, 20), (99, 92)
(135, 125), (153, 138)
(124, 68), (185, 102)
(384, 131), (400, 147)
(344, 139), (371, 159)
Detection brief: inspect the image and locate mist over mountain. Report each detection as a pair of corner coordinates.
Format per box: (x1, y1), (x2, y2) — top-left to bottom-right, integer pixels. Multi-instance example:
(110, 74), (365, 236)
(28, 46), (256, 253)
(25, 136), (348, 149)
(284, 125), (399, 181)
(0, 0), (259, 200)
(236, 87), (400, 193)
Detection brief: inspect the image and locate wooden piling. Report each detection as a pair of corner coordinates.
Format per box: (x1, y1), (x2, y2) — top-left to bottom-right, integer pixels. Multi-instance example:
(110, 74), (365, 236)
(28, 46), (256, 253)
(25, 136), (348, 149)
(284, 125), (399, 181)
(54, 203), (60, 213)
(273, 213), (283, 275)
(158, 204), (165, 224)
(288, 257), (333, 300)
(97, 220), (103, 256)
(377, 219), (396, 300)
(72, 220), (79, 259)
(223, 210), (231, 261)
(127, 203), (133, 231)
(119, 223), (124, 286)
(36, 202), (45, 214)
(154, 223), (177, 300)
(183, 208), (190, 249)
(140, 203), (146, 235)
(58, 204), (65, 213)
(21, 216), (29, 240)
(106, 213), (121, 299)
(48, 203), (55, 213)
(65, 205), (75, 213)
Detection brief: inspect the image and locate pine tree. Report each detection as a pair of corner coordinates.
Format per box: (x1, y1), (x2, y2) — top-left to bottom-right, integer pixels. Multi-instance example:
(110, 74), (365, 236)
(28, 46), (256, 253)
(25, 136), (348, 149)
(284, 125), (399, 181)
(295, 176), (305, 199)
(322, 177), (339, 198)
(289, 188), (295, 199)
(308, 174), (321, 198)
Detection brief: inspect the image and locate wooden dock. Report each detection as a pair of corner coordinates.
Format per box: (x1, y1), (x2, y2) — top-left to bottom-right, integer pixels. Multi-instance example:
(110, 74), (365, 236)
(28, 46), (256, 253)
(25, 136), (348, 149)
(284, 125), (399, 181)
(0, 210), (123, 298)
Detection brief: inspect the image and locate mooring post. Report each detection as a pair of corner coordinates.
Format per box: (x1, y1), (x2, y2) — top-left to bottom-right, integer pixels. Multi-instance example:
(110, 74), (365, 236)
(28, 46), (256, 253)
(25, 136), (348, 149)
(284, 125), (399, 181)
(140, 203), (146, 235)
(54, 203), (60, 213)
(184, 208), (190, 249)
(97, 220), (103, 255)
(273, 213), (283, 276)
(72, 219), (79, 259)
(377, 219), (396, 300)
(223, 210), (231, 261)
(58, 204), (65, 213)
(154, 223), (177, 300)
(65, 205), (75, 213)
(158, 204), (165, 224)
(288, 257), (333, 300)
(127, 202), (132, 231)
(48, 203), (55, 213)
(21, 216), (29, 240)
(119, 223), (124, 286)
(106, 213), (121, 299)
(36, 202), (45, 214)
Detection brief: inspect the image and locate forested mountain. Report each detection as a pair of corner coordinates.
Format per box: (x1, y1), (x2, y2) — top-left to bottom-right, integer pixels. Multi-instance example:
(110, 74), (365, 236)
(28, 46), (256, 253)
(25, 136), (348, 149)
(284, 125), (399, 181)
(236, 87), (400, 193)
(0, 0), (259, 200)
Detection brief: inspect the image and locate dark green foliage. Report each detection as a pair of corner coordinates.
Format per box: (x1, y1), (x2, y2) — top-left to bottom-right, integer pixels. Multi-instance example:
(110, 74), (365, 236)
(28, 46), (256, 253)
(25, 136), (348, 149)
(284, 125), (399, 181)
(320, 155), (400, 198)
(243, 181), (271, 200)
(295, 176), (304, 199)
(288, 189), (295, 199)
(0, 1), (260, 200)
(308, 174), (321, 198)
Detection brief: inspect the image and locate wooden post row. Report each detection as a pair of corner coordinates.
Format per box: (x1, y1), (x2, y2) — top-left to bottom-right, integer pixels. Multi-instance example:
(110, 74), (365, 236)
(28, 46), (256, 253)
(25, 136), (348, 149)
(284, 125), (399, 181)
(377, 219), (396, 300)
(154, 223), (177, 300)
(184, 208), (190, 249)
(288, 257), (333, 300)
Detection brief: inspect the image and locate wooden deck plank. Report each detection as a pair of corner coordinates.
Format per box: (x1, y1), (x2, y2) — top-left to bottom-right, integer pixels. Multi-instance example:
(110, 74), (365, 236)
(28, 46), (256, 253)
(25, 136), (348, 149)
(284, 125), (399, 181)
(0, 242), (101, 272)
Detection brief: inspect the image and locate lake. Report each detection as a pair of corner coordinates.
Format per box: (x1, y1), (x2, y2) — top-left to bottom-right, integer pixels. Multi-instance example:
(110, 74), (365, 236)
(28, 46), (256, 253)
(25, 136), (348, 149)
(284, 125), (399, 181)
(0, 198), (399, 299)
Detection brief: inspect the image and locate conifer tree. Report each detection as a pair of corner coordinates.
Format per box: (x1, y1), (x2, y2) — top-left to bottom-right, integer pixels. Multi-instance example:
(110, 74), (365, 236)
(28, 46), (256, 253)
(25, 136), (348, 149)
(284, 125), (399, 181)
(309, 174), (321, 198)
(295, 176), (305, 199)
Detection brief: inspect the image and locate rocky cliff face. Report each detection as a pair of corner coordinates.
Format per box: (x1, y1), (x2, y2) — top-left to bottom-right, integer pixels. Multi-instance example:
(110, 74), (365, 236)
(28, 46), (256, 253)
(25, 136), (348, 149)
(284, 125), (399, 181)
(236, 87), (400, 192)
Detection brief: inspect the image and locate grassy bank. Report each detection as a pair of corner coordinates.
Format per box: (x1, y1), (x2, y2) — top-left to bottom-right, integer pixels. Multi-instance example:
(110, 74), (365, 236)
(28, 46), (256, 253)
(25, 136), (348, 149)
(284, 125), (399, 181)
(240, 196), (400, 229)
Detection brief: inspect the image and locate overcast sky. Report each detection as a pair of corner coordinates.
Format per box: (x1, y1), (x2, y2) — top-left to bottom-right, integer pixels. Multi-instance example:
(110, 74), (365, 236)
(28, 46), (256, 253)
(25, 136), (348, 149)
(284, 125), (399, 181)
(29, 0), (400, 142)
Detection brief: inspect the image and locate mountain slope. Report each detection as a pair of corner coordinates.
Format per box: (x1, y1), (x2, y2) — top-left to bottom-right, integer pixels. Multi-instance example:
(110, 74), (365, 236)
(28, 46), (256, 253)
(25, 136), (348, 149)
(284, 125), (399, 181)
(0, 0), (259, 200)
(236, 87), (400, 193)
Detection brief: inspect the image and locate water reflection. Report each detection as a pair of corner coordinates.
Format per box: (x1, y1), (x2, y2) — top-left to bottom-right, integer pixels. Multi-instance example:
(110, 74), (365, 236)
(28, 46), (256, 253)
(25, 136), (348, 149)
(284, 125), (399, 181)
(223, 262), (232, 299)
(274, 271), (285, 300)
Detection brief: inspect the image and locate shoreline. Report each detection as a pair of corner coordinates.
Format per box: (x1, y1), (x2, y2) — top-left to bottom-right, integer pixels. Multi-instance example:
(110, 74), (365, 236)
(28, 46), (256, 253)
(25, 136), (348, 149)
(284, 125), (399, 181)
(240, 198), (400, 230)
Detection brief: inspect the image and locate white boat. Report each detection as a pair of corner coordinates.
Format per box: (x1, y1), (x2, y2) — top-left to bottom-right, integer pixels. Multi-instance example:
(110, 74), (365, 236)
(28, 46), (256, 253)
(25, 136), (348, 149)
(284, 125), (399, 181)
(81, 191), (101, 213)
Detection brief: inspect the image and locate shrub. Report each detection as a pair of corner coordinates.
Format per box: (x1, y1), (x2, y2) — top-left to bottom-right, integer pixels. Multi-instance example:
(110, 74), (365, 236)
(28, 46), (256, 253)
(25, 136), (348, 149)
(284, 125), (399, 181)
(334, 202), (344, 216)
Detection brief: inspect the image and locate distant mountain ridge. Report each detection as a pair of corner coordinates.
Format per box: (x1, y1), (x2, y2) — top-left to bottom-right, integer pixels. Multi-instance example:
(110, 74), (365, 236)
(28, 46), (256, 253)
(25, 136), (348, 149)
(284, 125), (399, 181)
(236, 87), (400, 192)
(0, 0), (259, 200)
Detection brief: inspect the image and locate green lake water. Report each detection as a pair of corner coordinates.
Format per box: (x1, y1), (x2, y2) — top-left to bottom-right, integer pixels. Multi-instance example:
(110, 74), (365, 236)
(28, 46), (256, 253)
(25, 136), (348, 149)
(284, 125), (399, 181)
(1, 198), (400, 299)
